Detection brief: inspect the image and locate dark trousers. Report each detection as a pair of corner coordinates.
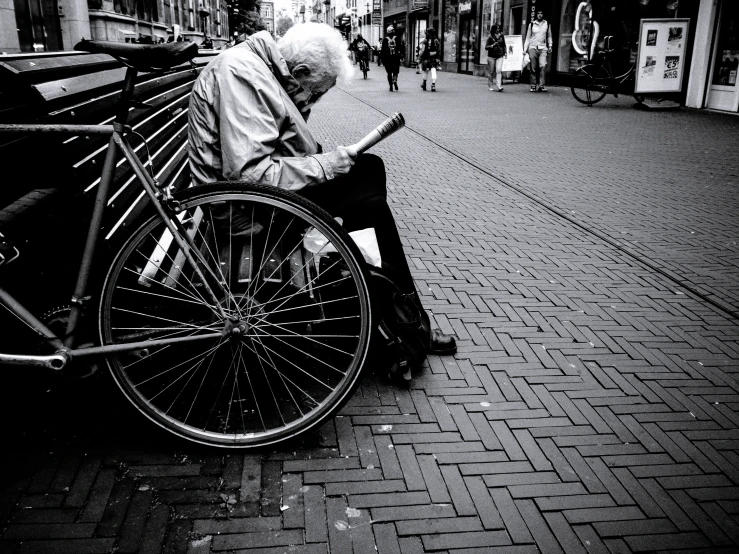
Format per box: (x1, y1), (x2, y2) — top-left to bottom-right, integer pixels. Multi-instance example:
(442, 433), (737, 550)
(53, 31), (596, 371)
(297, 154), (415, 294)
(384, 60), (400, 84)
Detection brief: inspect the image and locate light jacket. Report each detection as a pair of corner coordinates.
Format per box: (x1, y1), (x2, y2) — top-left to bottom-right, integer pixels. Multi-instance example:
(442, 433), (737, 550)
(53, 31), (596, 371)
(188, 31), (339, 190)
(523, 19), (552, 52)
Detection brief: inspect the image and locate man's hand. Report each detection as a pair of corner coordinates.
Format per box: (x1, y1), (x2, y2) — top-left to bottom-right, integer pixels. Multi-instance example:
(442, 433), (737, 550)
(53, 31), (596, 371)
(329, 145), (358, 176)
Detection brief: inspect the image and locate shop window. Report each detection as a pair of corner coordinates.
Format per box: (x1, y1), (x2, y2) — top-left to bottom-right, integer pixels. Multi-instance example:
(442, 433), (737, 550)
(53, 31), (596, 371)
(712, 1), (738, 87)
(442, 0), (458, 62)
(557, 0), (600, 73)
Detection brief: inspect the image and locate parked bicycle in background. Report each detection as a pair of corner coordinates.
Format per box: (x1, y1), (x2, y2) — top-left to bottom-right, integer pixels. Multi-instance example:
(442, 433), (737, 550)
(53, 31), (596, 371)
(570, 36), (645, 106)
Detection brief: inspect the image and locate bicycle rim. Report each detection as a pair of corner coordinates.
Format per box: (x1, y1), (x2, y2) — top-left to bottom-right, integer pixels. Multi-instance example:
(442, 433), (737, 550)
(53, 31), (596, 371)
(99, 184), (372, 448)
(571, 65), (609, 105)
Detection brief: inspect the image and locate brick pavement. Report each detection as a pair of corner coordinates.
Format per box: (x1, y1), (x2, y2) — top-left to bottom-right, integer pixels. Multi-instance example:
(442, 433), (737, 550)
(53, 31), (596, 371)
(2, 67), (739, 554)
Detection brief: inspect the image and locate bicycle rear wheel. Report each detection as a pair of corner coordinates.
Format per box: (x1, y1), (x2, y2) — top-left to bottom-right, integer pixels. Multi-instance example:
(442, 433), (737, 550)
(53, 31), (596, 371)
(99, 183), (372, 448)
(571, 64), (609, 105)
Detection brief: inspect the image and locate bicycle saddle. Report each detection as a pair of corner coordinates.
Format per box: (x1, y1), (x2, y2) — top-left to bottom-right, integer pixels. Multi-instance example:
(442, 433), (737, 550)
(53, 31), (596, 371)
(74, 40), (199, 72)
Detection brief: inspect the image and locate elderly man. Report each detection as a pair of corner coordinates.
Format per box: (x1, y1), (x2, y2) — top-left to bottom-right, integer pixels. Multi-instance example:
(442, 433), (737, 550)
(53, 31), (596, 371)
(188, 23), (456, 355)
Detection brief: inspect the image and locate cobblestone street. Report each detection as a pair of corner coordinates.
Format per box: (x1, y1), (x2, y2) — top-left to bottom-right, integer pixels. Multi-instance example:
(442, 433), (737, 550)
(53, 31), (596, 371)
(2, 66), (739, 554)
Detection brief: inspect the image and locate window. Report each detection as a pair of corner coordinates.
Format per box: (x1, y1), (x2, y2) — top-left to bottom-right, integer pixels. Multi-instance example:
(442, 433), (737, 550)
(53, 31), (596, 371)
(442, 0), (458, 63)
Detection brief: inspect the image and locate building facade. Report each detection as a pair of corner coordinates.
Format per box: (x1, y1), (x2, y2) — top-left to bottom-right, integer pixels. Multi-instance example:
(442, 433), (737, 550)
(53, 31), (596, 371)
(260, 0), (275, 31)
(2, 0), (229, 53)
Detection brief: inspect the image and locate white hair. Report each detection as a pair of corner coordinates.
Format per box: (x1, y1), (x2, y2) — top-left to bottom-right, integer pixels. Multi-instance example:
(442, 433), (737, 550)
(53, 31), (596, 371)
(278, 23), (353, 83)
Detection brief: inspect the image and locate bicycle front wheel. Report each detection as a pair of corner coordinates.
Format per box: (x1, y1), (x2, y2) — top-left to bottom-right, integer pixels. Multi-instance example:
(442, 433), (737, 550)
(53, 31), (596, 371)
(571, 65), (609, 105)
(99, 184), (372, 448)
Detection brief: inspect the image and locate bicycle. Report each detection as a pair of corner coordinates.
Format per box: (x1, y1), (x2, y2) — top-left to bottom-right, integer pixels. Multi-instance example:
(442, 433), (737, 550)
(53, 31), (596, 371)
(0, 40), (373, 449)
(358, 54), (369, 79)
(570, 36), (645, 106)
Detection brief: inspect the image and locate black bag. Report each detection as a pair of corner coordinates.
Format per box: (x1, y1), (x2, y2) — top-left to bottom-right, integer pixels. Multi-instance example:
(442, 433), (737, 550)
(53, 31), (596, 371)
(369, 267), (431, 382)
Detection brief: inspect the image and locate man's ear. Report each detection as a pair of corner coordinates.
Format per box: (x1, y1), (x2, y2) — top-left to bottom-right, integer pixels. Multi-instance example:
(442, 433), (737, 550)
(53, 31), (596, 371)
(291, 63), (311, 80)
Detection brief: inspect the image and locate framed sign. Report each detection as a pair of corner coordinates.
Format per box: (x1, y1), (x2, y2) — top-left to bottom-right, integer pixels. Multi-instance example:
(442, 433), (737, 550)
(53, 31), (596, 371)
(635, 18), (690, 94)
(501, 36), (523, 72)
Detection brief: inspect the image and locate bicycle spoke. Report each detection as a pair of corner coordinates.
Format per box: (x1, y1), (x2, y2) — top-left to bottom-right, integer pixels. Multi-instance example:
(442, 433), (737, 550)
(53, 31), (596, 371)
(134, 340), (224, 388)
(241, 335), (320, 409)
(102, 188), (371, 446)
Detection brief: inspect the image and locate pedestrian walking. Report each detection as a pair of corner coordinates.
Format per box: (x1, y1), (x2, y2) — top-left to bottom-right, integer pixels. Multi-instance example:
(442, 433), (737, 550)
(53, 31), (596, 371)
(523, 9), (553, 92)
(381, 26), (404, 91)
(485, 24), (507, 92)
(419, 28), (440, 92)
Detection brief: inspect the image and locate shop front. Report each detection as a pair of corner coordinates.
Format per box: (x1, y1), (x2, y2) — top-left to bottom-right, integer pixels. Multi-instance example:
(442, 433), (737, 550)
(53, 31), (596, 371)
(704, 0), (739, 111)
(440, 0), (512, 76)
(409, 0), (430, 69)
(549, 0), (700, 88)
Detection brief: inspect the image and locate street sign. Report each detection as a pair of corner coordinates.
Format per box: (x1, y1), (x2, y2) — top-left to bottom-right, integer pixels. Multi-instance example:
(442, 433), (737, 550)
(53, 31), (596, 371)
(372, 13), (381, 24)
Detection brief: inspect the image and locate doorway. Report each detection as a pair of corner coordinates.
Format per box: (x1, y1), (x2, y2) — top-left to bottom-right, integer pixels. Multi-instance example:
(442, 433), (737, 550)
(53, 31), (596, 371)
(706, 0), (739, 111)
(458, 14), (474, 74)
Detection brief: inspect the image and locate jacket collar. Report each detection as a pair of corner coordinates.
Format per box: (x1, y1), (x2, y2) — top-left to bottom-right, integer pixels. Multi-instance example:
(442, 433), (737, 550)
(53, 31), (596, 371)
(238, 31), (313, 117)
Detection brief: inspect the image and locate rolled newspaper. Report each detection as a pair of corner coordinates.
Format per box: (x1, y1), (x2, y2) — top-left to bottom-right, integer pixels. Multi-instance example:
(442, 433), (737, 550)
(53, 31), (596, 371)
(350, 112), (405, 154)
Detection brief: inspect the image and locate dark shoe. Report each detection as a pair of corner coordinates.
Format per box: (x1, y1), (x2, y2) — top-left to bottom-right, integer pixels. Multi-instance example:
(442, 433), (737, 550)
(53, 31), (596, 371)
(430, 329), (456, 355)
(538, 86), (547, 92)
(394, 82), (399, 91)
(389, 84), (393, 92)
(421, 80), (426, 91)
(431, 84), (436, 92)
(530, 86), (537, 92)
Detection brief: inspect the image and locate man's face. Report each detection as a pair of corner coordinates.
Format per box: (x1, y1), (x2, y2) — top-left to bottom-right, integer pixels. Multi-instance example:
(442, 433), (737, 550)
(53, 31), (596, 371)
(294, 69), (337, 109)
(536, 11), (544, 21)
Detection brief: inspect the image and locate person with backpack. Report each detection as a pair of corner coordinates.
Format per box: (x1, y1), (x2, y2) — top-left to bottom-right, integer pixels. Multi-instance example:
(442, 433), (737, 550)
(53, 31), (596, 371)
(523, 9), (553, 92)
(485, 24), (507, 92)
(381, 25), (404, 91)
(419, 28), (441, 92)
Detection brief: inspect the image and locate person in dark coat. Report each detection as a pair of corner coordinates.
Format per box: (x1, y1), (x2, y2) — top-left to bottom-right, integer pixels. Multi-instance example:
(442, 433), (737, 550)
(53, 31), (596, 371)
(485, 24), (507, 91)
(381, 25), (404, 91)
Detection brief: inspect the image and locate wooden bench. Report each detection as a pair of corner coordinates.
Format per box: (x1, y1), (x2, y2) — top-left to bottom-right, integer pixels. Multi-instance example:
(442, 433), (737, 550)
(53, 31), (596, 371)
(0, 48), (218, 318)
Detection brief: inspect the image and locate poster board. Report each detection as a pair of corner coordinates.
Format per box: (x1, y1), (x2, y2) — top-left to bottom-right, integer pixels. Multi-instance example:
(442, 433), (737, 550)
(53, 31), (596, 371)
(479, 35), (522, 70)
(500, 36), (523, 72)
(635, 18), (690, 94)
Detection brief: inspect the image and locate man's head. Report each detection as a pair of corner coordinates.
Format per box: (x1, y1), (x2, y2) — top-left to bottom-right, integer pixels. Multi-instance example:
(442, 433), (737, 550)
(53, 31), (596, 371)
(386, 25), (395, 36)
(357, 33), (363, 40)
(536, 10), (544, 21)
(278, 23), (353, 103)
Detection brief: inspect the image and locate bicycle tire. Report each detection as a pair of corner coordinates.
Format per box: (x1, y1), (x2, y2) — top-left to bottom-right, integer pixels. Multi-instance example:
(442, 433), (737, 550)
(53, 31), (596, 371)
(99, 183), (372, 448)
(571, 64), (609, 105)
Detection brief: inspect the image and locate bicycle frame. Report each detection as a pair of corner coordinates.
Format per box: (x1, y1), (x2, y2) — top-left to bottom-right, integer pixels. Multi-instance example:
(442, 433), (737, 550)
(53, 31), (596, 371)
(0, 67), (225, 370)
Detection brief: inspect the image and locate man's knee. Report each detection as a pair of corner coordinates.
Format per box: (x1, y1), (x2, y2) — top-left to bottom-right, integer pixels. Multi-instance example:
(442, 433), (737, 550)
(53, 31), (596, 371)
(350, 154), (387, 200)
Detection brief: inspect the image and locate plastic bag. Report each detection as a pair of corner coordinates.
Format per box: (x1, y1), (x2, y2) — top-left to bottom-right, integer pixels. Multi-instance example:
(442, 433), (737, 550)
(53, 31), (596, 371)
(303, 227), (382, 268)
(522, 52), (531, 69)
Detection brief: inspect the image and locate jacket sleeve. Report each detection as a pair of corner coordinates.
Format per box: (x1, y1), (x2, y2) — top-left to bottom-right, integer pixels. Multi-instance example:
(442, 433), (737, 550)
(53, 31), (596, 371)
(502, 35), (507, 54)
(547, 23), (553, 49)
(217, 64), (335, 190)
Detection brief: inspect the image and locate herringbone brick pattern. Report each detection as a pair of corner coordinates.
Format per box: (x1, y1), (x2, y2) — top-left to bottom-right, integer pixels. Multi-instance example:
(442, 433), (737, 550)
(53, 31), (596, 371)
(2, 68), (738, 553)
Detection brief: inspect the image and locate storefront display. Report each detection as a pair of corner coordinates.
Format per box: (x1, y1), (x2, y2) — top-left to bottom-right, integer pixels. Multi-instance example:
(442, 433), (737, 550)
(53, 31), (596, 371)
(443, 0), (459, 63)
(556, 0), (692, 75)
(711, 1), (738, 87)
